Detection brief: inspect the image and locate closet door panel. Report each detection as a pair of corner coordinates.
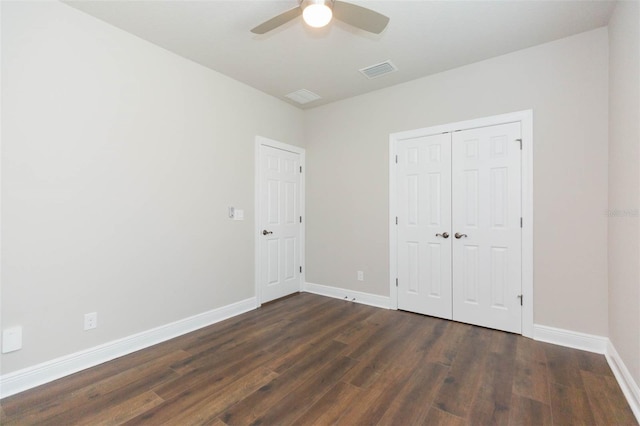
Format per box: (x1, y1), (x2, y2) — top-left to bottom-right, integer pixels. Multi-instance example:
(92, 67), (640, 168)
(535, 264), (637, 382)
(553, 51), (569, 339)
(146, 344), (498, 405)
(451, 122), (522, 333)
(397, 134), (452, 319)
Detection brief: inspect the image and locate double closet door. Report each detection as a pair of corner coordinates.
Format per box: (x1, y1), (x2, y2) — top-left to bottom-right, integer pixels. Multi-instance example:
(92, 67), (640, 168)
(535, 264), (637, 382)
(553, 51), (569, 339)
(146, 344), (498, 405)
(396, 122), (522, 334)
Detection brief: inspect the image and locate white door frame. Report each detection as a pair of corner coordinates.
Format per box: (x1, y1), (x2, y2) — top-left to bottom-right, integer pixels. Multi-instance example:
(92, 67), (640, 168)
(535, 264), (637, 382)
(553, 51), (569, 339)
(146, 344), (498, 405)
(389, 110), (534, 338)
(254, 136), (306, 306)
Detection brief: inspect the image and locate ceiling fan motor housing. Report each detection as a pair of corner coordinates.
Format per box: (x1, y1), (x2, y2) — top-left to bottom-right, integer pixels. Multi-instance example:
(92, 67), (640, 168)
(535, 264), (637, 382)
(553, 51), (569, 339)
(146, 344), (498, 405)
(301, 0), (335, 11)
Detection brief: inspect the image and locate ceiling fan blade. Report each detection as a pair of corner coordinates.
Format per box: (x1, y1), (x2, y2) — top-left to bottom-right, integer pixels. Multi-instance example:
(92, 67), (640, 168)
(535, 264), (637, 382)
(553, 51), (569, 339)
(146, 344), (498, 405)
(251, 7), (302, 34)
(333, 1), (389, 34)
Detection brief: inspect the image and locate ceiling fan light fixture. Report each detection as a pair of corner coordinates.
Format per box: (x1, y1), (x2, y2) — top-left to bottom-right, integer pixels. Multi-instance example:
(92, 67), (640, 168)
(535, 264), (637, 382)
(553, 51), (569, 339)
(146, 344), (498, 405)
(250, 0), (388, 35)
(302, 0), (333, 28)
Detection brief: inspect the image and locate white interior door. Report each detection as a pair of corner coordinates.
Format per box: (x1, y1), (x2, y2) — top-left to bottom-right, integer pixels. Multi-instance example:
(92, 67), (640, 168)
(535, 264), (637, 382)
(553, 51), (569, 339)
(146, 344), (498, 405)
(259, 145), (301, 303)
(451, 122), (522, 333)
(397, 134), (453, 319)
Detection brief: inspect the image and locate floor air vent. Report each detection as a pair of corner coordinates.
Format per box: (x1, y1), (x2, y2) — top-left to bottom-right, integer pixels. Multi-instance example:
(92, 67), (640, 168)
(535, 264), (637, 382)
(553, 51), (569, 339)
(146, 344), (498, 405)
(359, 60), (398, 79)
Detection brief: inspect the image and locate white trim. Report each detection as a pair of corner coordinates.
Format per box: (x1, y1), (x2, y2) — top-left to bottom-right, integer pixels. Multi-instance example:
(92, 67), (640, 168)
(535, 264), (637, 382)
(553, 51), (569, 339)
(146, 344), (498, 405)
(533, 324), (608, 353)
(254, 136), (306, 306)
(606, 341), (640, 422)
(532, 325), (639, 422)
(389, 110), (534, 338)
(520, 111), (534, 338)
(303, 282), (391, 310)
(389, 139), (398, 309)
(0, 297), (257, 398)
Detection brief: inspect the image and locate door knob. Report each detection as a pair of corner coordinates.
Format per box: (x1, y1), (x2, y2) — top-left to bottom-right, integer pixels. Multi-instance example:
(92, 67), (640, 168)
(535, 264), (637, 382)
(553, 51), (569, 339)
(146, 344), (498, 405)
(454, 232), (467, 239)
(262, 230), (273, 235)
(436, 232), (449, 239)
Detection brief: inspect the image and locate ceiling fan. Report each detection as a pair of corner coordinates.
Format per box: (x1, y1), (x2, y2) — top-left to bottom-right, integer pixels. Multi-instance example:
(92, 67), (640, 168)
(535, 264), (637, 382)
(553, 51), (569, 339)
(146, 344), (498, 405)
(251, 0), (390, 35)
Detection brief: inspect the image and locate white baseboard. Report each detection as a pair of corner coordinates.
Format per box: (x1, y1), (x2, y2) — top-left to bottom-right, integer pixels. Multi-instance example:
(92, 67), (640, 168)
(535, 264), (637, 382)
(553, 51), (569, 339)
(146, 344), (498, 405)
(303, 282), (391, 309)
(606, 341), (640, 422)
(533, 324), (608, 354)
(0, 297), (257, 398)
(532, 324), (639, 423)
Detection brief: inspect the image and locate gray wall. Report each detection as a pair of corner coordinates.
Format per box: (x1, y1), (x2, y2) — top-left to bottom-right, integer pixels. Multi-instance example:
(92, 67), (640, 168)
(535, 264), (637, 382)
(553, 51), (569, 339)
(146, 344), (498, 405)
(1, 1), (304, 373)
(305, 28), (609, 336)
(608, 0), (640, 386)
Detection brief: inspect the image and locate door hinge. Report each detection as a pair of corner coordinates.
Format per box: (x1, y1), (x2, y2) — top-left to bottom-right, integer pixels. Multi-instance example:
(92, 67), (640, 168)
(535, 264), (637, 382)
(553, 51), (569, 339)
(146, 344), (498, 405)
(300, 166), (302, 173)
(396, 278), (398, 287)
(518, 294), (523, 306)
(516, 138), (522, 150)
(395, 155), (398, 164)
(300, 216), (302, 223)
(395, 216), (398, 225)
(520, 217), (523, 228)
(300, 266), (302, 273)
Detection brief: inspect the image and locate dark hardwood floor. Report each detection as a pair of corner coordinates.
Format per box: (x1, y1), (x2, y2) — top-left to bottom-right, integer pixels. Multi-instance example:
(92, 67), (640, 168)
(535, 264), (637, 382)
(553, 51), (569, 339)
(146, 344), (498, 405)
(1, 293), (637, 425)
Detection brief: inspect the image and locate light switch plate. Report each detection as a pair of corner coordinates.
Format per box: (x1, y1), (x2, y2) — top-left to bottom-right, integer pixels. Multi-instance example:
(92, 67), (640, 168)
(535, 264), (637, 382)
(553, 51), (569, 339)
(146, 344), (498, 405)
(234, 209), (244, 220)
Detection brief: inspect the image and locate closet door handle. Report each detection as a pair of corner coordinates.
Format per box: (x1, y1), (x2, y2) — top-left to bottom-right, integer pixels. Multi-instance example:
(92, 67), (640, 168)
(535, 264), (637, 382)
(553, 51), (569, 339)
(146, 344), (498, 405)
(454, 233), (467, 239)
(436, 232), (449, 239)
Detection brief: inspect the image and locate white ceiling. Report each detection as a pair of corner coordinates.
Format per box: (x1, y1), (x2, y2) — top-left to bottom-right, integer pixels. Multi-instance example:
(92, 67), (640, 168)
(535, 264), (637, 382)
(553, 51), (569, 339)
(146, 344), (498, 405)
(64, 0), (616, 109)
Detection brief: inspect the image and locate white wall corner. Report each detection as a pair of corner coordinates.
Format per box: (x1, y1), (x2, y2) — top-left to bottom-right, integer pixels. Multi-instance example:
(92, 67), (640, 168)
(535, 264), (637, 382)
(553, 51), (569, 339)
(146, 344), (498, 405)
(533, 324), (608, 354)
(304, 282), (391, 310)
(0, 297), (258, 398)
(606, 340), (640, 423)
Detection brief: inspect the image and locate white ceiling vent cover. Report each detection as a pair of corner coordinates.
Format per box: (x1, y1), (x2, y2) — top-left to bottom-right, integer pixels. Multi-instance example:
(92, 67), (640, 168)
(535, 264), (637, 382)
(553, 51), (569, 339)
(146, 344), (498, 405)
(285, 89), (321, 105)
(359, 60), (398, 79)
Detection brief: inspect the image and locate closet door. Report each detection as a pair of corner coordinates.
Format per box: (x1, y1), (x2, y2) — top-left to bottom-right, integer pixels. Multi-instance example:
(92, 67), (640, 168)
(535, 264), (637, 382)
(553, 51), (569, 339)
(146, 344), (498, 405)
(451, 123), (522, 333)
(397, 134), (452, 319)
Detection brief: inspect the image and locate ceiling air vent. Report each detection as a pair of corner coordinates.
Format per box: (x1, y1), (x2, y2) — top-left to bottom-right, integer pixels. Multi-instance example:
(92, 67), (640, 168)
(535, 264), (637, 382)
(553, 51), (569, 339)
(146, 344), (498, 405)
(285, 89), (321, 105)
(359, 60), (398, 79)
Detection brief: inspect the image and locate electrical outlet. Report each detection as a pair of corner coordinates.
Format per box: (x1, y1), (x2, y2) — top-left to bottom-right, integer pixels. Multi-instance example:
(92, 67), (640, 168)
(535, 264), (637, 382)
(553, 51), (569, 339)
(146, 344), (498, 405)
(2, 326), (22, 353)
(357, 271), (364, 281)
(84, 312), (97, 330)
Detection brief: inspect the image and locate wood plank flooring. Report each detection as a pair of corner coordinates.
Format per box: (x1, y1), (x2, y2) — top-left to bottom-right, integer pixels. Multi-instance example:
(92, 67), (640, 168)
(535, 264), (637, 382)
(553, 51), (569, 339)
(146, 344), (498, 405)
(1, 293), (637, 425)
